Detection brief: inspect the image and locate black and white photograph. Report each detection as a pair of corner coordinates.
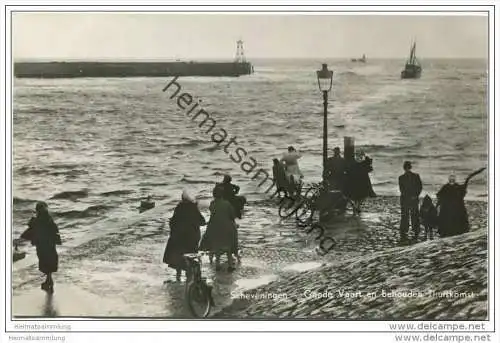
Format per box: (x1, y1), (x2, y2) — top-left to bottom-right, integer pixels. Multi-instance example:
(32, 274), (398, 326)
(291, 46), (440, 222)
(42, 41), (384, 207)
(2, 3), (498, 342)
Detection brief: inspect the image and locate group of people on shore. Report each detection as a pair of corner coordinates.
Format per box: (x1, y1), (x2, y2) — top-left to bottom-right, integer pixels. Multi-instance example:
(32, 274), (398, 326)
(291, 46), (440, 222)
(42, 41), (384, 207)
(273, 145), (377, 214)
(398, 161), (485, 241)
(162, 175), (246, 281)
(15, 174), (246, 291)
(272, 145), (485, 242)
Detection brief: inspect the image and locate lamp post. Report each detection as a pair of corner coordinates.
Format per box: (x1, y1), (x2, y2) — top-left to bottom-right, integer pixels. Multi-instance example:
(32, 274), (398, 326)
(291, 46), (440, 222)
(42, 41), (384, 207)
(316, 63), (334, 181)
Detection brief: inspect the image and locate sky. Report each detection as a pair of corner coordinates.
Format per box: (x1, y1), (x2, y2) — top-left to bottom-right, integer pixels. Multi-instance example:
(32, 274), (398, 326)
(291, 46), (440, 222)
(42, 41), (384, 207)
(12, 13), (488, 60)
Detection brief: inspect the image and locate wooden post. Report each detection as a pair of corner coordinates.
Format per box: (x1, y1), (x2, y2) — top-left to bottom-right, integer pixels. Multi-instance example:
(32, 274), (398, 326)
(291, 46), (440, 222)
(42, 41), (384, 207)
(344, 136), (355, 161)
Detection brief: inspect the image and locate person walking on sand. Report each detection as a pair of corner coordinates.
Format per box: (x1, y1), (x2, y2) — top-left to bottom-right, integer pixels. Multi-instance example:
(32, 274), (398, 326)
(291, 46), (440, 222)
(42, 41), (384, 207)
(199, 185), (238, 272)
(21, 202), (61, 293)
(163, 190), (206, 282)
(398, 161), (423, 241)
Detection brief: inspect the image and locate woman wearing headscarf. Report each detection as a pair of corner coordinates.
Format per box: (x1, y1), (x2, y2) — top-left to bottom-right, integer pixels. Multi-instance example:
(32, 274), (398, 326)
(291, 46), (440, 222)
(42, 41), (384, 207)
(163, 190), (206, 281)
(24, 201), (61, 293)
(199, 184), (238, 272)
(436, 168), (485, 237)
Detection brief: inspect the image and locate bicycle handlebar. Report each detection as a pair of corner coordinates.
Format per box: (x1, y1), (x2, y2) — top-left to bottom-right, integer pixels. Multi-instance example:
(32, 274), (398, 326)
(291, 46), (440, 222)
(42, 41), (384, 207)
(184, 252), (209, 260)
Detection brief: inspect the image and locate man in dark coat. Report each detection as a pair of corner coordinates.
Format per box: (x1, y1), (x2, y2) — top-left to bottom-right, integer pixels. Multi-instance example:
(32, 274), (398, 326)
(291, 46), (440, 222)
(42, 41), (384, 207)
(217, 174), (246, 219)
(398, 161), (423, 241)
(324, 147), (346, 190)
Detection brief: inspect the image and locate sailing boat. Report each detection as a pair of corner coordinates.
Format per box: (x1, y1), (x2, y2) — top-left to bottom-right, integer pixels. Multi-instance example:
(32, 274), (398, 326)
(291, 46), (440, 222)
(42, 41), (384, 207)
(401, 40), (422, 79)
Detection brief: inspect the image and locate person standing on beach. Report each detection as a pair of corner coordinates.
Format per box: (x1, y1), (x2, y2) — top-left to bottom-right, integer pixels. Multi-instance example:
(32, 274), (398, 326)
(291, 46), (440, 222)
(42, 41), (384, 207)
(216, 174), (246, 219)
(280, 146), (303, 197)
(398, 161), (423, 241)
(163, 190), (206, 282)
(436, 168), (486, 237)
(343, 151), (376, 214)
(22, 202), (61, 293)
(272, 158), (289, 197)
(199, 185), (238, 272)
(325, 147), (346, 190)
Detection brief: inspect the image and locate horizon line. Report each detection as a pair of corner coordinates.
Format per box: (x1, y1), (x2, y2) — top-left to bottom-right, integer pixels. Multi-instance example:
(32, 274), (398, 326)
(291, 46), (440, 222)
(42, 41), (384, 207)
(13, 56), (487, 62)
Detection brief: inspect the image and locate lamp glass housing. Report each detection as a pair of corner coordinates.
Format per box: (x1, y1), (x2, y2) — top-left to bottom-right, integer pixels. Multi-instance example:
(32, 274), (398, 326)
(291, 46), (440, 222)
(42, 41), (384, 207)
(316, 63), (334, 92)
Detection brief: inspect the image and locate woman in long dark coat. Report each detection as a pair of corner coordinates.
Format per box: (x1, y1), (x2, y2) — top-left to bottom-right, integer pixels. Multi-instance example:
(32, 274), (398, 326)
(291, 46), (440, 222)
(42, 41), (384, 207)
(25, 201), (61, 293)
(199, 185), (238, 272)
(343, 152), (377, 213)
(163, 190), (206, 281)
(436, 168), (485, 238)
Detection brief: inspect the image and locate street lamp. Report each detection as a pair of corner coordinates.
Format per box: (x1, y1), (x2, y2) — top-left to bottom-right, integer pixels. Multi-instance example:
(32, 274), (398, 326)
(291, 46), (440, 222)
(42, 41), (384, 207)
(316, 63), (334, 181)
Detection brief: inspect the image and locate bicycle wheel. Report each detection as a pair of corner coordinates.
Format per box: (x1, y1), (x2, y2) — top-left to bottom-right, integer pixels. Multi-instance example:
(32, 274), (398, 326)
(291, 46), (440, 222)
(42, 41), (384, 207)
(295, 200), (314, 225)
(185, 280), (212, 318)
(278, 197), (300, 218)
(301, 186), (317, 199)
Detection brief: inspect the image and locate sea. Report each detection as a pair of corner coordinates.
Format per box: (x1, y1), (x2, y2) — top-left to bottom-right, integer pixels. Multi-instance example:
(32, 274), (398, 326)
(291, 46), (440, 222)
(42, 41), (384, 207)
(12, 58), (488, 247)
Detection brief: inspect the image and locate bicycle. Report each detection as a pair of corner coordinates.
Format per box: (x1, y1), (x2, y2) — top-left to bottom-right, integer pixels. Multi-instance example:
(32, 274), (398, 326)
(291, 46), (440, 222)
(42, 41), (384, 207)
(183, 252), (214, 318)
(278, 182), (325, 219)
(295, 183), (357, 224)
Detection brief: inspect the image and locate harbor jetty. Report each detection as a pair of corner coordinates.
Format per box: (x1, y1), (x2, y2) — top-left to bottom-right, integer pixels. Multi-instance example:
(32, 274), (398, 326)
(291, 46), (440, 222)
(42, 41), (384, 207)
(14, 40), (254, 78)
(14, 61), (254, 78)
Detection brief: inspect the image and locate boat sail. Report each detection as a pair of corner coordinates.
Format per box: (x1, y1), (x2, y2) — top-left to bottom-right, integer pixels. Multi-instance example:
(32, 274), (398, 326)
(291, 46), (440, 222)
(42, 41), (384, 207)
(401, 40), (422, 79)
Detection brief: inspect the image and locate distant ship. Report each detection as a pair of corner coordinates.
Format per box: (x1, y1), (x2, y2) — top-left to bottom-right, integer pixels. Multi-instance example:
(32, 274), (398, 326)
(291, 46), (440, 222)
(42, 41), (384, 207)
(351, 54), (367, 63)
(401, 40), (422, 79)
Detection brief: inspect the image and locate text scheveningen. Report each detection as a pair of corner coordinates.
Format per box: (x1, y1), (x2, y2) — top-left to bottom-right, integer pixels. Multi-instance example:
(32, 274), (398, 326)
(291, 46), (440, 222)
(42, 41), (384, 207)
(231, 291), (288, 300)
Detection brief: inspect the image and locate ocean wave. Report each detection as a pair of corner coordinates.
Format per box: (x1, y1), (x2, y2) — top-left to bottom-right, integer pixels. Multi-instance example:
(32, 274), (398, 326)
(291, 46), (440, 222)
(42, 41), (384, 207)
(16, 165), (88, 178)
(16, 166), (50, 176)
(180, 177), (214, 185)
(161, 139), (207, 148)
(358, 141), (423, 153)
(200, 145), (220, 152)
(50, 189), (89, 200)
(50, 169), (89, 177)
(53, 204), (111, 219)
(137, 181), (171, 187)
(338, 70), (366, 79)
(99, 190), (134, 197)
(13, 197), (37, 205)
(48, 162), (83, 170)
